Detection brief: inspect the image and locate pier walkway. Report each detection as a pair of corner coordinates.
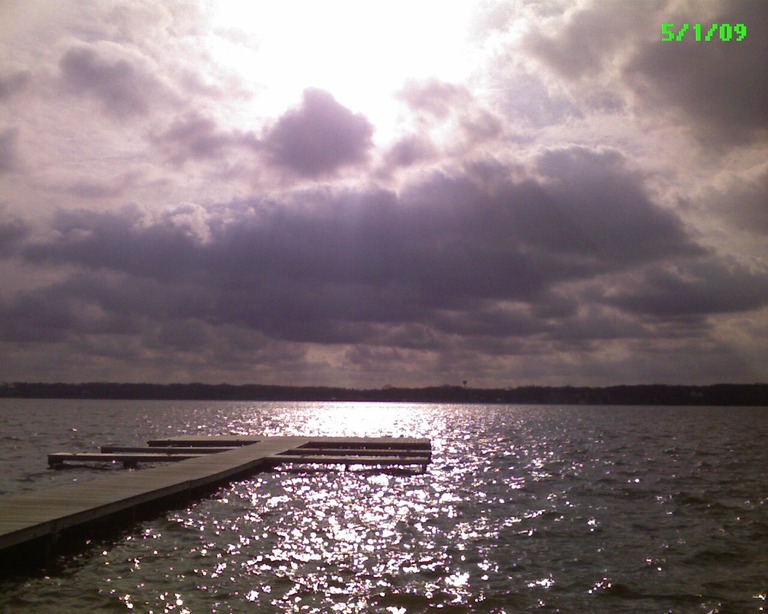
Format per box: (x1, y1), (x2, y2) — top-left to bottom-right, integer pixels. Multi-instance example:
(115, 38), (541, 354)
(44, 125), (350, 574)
(0, 436), (431, 565)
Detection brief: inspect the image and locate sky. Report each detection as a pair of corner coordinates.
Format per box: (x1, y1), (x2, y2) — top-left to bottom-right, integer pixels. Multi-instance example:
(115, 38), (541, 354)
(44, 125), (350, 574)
(1, 0), (767, 388)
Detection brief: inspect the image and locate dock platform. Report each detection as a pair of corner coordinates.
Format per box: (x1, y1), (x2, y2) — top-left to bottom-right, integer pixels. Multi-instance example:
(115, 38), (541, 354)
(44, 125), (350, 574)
(0, 436), (431, 568)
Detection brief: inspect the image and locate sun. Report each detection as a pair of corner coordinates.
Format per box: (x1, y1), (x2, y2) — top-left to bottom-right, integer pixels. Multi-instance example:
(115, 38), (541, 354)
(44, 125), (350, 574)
(204, 0), (477, 145)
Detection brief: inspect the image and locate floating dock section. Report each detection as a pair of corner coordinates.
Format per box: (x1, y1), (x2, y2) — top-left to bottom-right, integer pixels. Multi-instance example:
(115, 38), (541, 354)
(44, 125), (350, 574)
(48, 436), (432, 469)
(0, 436), (431, 569)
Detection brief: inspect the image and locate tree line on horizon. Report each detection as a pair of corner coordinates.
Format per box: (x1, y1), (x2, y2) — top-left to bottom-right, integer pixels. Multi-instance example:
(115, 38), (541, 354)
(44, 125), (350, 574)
(0, 381), (767, 406)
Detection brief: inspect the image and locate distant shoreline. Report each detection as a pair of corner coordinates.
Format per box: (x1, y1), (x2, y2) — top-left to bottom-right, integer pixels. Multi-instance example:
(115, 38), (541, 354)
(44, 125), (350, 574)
(1, 382), (767, 406)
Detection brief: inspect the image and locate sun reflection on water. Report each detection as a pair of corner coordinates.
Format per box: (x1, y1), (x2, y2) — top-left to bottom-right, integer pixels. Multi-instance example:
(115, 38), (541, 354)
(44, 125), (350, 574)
(6, 403), (762, 612)
(158, 403), (501, 610)
(252, 401), (444, 439)
(97, 404), (630, 610)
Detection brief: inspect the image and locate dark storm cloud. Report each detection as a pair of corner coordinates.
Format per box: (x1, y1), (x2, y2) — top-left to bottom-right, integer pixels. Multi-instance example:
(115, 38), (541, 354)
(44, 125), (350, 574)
(626, 0), (768, 146)
(151, 113), (259, 164)
(531, 146), (704, 263)
(545, 306), (652, 344)
(150, 318), (209, 351)
(59, 47), (166, 118)
(527, 0), (768, 146)
(13, 148), (712, 350)
(23, 205), (203, 281)
(0, 285), (78, 343)
(263, 89), (373, 177)
(604, 260), (768, 318)
(0, 216), (29, 256)
(0, 268), (212, 344)
(430, 305), (548, 339)
(0, 128), (20, 173)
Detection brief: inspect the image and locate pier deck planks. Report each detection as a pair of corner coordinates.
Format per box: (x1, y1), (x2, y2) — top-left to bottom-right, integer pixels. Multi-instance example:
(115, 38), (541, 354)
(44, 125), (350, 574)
(0, 436), (431, 560)
(149, 435), (431, 449)
(0, 437), (308, 552)
(267, 454), (429, 466)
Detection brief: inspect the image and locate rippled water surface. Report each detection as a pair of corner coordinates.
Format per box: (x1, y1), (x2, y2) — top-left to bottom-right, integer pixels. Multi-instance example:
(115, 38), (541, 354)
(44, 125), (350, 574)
(0, 400), (766, 612)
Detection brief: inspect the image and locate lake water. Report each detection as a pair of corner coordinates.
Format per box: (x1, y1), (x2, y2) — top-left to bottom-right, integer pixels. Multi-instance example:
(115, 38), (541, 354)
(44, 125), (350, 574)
(0, 399), (766, 612)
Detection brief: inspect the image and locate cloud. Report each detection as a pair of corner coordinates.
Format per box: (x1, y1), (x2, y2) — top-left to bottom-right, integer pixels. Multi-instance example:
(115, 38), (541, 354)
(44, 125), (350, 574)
(0, 216), (29, 256)
(150, 113), (259, 165)
(2, 1), (766, 386)
(526, 1), (649, 81)
(59, 46), (167, 119)
(383, 136), (435, 169)
(487, 67), (584, 129)
(702, 167), (768, 236)
(14, 149), (709, 352)
(531, 146), (704, 264)
(23, 204), (203, 280)
(526, 0), (768, 147)
(0, 284), (80, 343)
(0, 270), (314, 384)
(0, 128), (20, 173)
(395, 79), (503, 146)
(461, 109), (503, 143)
(65, 173), (137, 200)
(397, 79), (472, 119)
(726, 170), (768, 235)
(263, 89), (373, 177)
(0, 70), (31, 101)
(626, 0), (768, 146)
(604, 260), (768, 318)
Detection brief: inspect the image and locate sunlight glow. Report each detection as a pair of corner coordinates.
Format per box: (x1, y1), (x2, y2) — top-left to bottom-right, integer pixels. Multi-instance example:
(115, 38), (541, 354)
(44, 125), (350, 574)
(205, 1), (477, 143)
(292, 402), (429, 437)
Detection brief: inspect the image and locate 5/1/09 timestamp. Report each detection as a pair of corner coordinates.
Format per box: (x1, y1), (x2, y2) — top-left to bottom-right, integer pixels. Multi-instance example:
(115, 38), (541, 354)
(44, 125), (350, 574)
(662, 23), (747, 42)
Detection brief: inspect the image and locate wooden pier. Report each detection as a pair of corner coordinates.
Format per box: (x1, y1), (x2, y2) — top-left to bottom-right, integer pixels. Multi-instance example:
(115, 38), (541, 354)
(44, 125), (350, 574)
(0, 436), (431, 568)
